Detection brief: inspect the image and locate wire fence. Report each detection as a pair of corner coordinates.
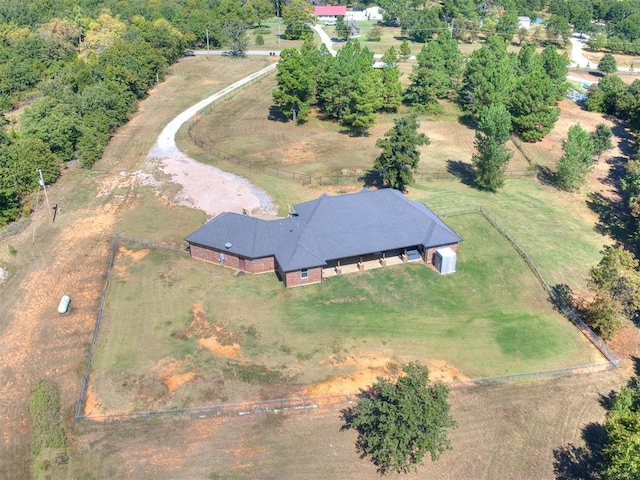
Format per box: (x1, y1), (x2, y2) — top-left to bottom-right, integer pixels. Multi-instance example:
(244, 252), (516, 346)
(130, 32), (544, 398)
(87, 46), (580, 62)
(74, 235), (191, 423)
(439, 205), (620, 368)
(75, 214), (619, 423)
(186, 130), (536, 187)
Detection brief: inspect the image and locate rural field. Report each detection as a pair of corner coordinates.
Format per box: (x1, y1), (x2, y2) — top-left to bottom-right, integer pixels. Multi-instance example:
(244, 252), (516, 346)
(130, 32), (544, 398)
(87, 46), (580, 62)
(1, 47), (639, 479)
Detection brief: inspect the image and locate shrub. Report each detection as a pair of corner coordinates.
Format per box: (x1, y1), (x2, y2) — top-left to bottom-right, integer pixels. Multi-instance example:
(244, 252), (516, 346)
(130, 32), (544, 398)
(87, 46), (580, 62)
(366, 26), (382, 42)
(29, 380), (69, 478)
(255, 34), (264, 46)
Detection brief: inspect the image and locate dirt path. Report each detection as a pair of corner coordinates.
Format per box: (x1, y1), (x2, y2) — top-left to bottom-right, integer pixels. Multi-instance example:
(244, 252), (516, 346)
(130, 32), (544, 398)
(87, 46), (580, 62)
(0, 60), (280, 474)
(148, 63), (276, 216)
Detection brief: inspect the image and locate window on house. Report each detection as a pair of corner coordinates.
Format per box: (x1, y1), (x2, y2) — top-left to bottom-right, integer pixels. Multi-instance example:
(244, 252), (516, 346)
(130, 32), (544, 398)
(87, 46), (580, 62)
(301, 269), (308, 278)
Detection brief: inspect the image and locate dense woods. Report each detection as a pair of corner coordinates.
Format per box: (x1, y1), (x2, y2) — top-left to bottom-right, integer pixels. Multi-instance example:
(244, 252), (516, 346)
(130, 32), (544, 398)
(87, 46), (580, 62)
(0, 0), (280, 226)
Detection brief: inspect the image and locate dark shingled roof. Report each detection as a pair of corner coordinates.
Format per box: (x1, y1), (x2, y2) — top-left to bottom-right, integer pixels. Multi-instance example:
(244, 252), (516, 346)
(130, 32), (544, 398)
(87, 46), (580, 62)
(185, 189), (461, 272)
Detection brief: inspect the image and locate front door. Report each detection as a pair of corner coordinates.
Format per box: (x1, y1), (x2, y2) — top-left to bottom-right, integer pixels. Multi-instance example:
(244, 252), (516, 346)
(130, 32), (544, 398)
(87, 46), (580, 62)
(239, 258), (246, 271)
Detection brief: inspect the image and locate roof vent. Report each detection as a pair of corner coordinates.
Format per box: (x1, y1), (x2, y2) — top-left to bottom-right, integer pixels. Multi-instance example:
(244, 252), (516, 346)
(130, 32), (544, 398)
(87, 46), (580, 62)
(225, 242), (232, 249)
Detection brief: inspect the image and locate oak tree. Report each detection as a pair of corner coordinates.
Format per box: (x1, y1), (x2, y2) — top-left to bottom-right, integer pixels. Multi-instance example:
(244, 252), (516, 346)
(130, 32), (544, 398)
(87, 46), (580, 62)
(342, 362), (456, 475)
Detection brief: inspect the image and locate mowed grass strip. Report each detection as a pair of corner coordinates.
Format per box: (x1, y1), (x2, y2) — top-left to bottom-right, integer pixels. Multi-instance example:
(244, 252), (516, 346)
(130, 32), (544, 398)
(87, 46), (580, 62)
(90, 212), (598, 412)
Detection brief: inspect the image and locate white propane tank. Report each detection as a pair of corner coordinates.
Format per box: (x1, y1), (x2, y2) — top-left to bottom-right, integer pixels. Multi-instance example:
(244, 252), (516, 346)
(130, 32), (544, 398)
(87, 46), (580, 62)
(58, 295), (71, 314)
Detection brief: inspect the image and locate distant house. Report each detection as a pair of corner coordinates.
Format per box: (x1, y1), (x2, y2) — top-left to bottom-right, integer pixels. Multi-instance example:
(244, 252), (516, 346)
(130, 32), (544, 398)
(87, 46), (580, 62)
(347, 6), (384, 21)
(518, 16), (531, 29)
(314, 5), (347, 23)
(185, 189), (461, 288)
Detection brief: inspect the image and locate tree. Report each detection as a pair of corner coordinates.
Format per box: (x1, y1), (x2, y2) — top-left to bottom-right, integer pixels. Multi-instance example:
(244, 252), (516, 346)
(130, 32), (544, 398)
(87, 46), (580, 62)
(281, 0), (313, 40)
(341, 69), (383, 136)
(496, 9), (519, 40)
(245, 0), (273, 26)
(341, 362), (456, 475)
(545, 15), (570, 46)
(316, 41), (373, 122)
(598, 53), (618, 74)
(591, 123), (614, 161)
(472, 105), (513, 191)
(335, 15), (350, 40)
(222, 20), (249, 55)
(366, 25), (382, 42)
(461, 36), (516, 119)
(272, 48), (314, 123)
(509, 67), (560, 142)
(589, 245), (640, 321)
(555, 124), (595, 191)
(404, 42), (449, 113)
(379, 48), (402, 112)
(373, 115), (429, 191)
(602, 378), (640, 479)
(399, 40), (411, 61)
(541, 45), (569, 101)
(401, 7), (442, 43)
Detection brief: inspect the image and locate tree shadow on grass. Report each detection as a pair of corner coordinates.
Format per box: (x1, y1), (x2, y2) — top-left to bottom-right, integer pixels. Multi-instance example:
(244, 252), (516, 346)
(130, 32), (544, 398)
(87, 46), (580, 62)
(586, 191), (633, 246)
(268, 105), (289, 123)
(611, 123), (636, 158)
(553, 422), (606, 480)
(359, 169), (383, 188)
(537, 165), (556, 186)
(445, 160), (477, 188)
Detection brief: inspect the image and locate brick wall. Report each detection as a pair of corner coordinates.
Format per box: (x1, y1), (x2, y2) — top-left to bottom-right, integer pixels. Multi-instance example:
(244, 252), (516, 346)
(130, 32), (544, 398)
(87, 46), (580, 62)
(245, 256), (275, 273)
(424, 243), (458, 264)
(283, 267), (322, 287)
(189, 244), (274, 274)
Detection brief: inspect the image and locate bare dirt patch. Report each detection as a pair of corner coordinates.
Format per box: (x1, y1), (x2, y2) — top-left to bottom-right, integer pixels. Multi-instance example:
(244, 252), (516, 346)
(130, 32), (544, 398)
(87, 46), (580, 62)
(303, 353), (471, 397)
(156, 360), (196, 393)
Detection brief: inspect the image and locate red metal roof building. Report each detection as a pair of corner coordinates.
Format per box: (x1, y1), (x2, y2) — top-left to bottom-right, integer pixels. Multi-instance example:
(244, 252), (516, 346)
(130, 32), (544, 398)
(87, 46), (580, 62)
(313, 5), (347, 17)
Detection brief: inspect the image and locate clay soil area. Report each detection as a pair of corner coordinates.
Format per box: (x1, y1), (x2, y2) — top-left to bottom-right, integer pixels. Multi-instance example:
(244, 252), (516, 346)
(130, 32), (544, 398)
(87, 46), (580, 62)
(71, 370), (621, 479)
(1, 56), (639, 478)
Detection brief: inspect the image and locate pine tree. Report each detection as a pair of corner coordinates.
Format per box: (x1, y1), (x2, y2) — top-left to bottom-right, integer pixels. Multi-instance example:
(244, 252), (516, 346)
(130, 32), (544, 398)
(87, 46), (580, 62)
(379, 47), (402, 112)
(472, 105), (513, 191)
(591, 123), (614, 161)
(461, 36), (516, 119)
(541, 45), (569, 101)
(399, 39), (411, 61)
(403, 42), (449, 113)
(555, 124), (595, 191)
(598, 53), (618, 74)
(342, 69), (383, 136)
(272, 48), (314, 123)
(373, 115), (429, 191)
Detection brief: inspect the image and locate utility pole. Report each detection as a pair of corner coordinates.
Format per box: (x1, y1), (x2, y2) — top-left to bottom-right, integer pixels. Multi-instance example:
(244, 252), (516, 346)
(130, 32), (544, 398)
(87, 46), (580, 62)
(37, 169), (53, 222)
(450, 18), (454, 37)
(206, 28), (210, 53)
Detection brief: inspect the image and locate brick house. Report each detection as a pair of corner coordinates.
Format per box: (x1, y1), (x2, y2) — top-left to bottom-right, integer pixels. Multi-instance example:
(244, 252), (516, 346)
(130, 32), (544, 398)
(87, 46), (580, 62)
(185, 189), (461, 287)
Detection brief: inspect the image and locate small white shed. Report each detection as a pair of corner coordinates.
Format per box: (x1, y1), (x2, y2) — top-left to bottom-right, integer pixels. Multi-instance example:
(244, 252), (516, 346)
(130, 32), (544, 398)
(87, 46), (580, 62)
(434, 247), (457, 275)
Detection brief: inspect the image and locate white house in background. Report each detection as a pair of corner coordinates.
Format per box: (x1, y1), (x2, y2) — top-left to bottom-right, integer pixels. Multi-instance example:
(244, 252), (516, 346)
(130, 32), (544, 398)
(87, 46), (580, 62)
(346, 6), (384, 21)
(518, 16), (531, 29)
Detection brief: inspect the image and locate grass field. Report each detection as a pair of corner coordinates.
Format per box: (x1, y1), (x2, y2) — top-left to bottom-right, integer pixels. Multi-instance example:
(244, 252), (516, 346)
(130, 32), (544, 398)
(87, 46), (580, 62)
(179, 64), (608, 292)
(88, 212), (600, 415)
(184, 73), (534, 178)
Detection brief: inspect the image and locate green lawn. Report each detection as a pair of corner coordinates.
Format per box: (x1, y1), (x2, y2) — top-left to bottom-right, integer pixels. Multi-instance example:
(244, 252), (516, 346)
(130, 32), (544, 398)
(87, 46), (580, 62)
(410, 179), (607, 292)
(90, 212), (599, 414)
